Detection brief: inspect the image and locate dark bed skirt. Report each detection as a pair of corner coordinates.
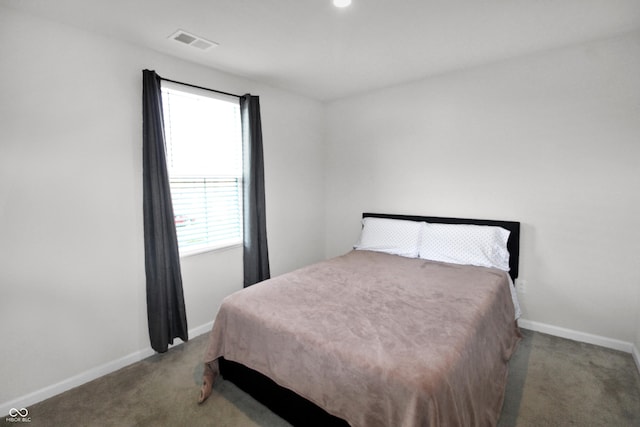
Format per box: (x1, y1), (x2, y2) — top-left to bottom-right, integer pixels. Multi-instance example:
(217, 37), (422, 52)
(219, 357), (350, 427)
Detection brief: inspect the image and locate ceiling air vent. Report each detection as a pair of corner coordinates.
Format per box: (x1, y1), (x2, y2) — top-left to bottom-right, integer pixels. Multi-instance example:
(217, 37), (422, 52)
(169, 30), (218, 50)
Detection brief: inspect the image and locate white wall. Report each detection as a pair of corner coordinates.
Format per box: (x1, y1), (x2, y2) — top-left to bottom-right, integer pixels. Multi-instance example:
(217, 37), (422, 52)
(636, 285), (640, 367)
(325, 32), (640, 345)
(0, 6), (325, 408)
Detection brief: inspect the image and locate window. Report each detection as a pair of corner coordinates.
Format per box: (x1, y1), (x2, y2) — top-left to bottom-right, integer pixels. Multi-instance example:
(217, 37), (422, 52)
(161, 81), (242, 255)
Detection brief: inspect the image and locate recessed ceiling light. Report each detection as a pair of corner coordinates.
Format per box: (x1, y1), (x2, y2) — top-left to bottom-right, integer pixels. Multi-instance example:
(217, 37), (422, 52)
(333, 0), (351, 8)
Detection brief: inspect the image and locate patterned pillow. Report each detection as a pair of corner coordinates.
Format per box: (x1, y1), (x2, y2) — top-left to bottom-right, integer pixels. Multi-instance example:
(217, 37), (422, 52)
(354, 217), (422, 258)
(418, 223), (510, 271)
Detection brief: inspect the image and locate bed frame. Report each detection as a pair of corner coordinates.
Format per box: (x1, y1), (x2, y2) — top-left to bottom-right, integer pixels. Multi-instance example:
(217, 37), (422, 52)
(219, 213), (521, 426)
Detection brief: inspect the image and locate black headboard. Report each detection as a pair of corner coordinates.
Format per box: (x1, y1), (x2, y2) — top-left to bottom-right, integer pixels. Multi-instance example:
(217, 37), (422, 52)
(363, 213), (520, 280)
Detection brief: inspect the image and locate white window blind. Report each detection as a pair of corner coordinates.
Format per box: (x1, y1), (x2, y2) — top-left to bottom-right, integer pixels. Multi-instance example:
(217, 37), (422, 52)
(161, 81), (242, 254)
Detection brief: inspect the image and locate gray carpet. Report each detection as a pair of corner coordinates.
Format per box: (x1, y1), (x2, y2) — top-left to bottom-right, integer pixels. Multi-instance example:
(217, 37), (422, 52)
(6, 329), (640, 426)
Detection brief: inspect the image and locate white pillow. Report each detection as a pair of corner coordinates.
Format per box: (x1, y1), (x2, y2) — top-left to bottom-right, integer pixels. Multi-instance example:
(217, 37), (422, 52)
(354, 217), (422, 258)
(418, 222), (510, 271)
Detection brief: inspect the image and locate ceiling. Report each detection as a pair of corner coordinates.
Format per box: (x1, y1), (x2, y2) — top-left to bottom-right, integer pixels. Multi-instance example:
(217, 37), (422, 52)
(3, 0), (640, 101)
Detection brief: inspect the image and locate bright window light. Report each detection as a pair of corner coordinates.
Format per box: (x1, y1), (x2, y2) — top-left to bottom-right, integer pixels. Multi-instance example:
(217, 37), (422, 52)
(161, 81), (243, 255)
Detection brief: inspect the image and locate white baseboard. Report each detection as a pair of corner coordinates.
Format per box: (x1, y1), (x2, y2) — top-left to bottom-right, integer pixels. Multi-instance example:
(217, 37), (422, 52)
(3, 318), (637, 415)
(187, 321), (214, 338)
(518, 318), (634, 354)
(518, 319), (640, 376)
(1, 321), (213, 417)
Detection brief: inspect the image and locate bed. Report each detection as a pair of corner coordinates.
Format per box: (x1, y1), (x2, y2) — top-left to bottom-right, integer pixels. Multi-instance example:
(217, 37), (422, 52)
(199, 213), (521, 426)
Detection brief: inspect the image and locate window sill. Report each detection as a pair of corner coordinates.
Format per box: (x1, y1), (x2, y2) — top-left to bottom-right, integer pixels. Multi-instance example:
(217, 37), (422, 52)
(179, 242), (242, 258)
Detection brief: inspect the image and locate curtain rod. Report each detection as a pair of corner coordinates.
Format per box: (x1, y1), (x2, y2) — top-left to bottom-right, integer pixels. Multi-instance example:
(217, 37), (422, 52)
(160, 77), (243, 99)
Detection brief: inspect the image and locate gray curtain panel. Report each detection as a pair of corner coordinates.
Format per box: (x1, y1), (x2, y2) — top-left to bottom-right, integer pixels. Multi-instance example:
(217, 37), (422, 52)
(142, 69), (188, 352)
(241, 94), (270, 287)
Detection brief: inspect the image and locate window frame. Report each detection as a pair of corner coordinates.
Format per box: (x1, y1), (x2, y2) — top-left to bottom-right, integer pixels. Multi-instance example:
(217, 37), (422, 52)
(160, 80), (243, 257)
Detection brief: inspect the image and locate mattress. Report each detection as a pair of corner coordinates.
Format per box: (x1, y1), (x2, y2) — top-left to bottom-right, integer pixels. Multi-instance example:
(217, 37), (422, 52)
(201, 250), (520, 426)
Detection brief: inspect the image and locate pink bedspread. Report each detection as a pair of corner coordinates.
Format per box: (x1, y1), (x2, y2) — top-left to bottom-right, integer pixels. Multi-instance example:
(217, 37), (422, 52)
(202, 250), (520, 426)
